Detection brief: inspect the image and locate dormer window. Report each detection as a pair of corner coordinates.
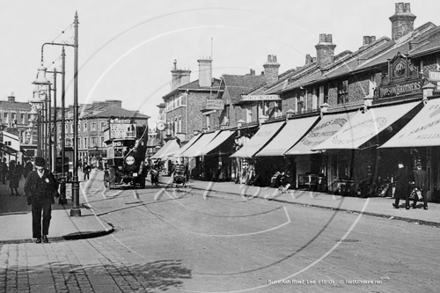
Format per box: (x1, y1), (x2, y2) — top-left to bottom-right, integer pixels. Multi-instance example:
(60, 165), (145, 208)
(337, 79), (349, 104)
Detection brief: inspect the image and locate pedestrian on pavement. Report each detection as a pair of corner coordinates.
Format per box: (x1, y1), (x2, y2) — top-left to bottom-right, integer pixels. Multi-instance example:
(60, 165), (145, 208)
(8, 160), (20, 196)
(393, 162), (411, 209)
(16, 162), (23, 180)
(24, 159), (34, 179)
(185, 162), (189, 183)
(0, 157), (7, 184)
(83, 163), (91, 180)
(24, 157), (59, 244)
(412, 161), (428, 210)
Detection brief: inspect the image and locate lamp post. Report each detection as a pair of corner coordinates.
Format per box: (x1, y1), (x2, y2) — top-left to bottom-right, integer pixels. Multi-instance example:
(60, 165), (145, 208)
(29, 94), (44, 158)
(31, 65), (51, 159)
(70, 12), (81, 217)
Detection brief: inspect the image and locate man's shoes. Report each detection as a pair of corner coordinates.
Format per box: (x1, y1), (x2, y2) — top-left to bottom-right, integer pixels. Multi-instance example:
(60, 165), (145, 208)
(35, 238), (42, 244)
(43, 235), (49, 243)
(406, 206), (410, 210)
(392, 203), (399, 209)
(412, 204), (416, 209)
(424, 207), (428, 210)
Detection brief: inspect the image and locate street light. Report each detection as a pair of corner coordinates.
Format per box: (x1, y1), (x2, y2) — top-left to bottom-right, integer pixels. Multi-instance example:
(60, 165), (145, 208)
(32, 65), (51, 162)
(29, 92), (45, 158)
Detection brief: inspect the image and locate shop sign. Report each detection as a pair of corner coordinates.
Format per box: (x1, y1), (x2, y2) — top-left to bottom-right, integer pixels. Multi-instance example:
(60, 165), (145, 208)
(240, 95), (281, 101)
(375, 52), (422, 99)
(377, 80), (422, 98)
(206, 99), (224, 110)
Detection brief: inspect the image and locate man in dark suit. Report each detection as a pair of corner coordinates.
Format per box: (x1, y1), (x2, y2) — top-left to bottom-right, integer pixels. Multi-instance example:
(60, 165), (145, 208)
(393, 162), (410, 209)
(412, 161), (428, 210)
(24, 157), (59, 244)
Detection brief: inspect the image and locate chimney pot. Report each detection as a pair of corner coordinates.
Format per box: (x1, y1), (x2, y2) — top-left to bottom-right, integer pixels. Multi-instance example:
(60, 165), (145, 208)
(326, 34), (333, 43)
(363, 36), (370, 46)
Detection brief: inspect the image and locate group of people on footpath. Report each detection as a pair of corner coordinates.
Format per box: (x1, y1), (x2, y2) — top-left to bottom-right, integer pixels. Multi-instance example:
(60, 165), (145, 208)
(393, 160), (428, 210)
(0, 157), (34, 196)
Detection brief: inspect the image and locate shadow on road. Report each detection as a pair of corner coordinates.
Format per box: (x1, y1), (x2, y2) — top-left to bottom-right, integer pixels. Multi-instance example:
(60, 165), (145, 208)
(16, 258), (192, 292)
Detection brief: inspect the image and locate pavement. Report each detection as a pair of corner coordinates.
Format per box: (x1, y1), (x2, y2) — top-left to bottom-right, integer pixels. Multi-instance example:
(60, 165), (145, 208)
(0, 170), (114, 244)
(159, 175), (440, 228)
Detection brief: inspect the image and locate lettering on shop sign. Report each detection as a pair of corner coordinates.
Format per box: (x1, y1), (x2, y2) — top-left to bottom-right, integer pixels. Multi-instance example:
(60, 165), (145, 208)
(342, 117), (387, 133)
(205, 99), (224, 110)
(240, 95), (281, 101)
(300, 117), (349, 147)
(407, 118), (440, 137)
(330, 117), (388, 145)
(378, 80), (421, 98)
(428, 103), (440, 119)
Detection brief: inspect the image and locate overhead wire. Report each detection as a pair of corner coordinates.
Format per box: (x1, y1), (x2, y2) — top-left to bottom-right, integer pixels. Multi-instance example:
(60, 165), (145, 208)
(51, 22), (74, 44)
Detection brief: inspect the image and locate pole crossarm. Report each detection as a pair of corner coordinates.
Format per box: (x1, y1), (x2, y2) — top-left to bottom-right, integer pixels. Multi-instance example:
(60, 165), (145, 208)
(41, 42), (74, 65)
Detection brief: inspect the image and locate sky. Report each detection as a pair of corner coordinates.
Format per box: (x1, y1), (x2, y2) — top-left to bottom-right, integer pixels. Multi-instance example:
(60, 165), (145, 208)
(0, 0), (439, 127)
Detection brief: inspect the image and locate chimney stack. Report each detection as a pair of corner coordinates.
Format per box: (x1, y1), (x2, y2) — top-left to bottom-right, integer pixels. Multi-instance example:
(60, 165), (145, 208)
(197, 58), (212, 88)
(315, 34), (336, 68)
(389, 3), (416, 40)
(362, 36), (376, 47)
(263, 55), (280, 85)
(171, 59), (191, 91)
(8, 95), (15, 103)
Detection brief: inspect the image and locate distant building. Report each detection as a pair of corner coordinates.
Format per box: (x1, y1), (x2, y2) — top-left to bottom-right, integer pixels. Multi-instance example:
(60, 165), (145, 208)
(0, 94), (36, 160)
(61, 100), (149, 164)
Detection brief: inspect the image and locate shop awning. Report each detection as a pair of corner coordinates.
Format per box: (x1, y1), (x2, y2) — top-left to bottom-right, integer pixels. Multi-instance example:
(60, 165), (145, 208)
(380, 98), (440, 148)
(313, 101), (419, 150)
(181, 131), (220, 157)
(285, 111), (356, 155)
(255, 116), (319, 156)
(170, 134), (202, 158)
(20, 146), (32, 158)
(230, 121), (285, 158)
(151, 139), (180, 160)
(199, 130), (236, 156)
(0, 144), (18, 155)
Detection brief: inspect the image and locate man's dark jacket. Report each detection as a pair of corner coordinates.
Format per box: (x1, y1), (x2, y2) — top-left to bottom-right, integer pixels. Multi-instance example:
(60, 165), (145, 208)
(24, 170), (59, 205)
